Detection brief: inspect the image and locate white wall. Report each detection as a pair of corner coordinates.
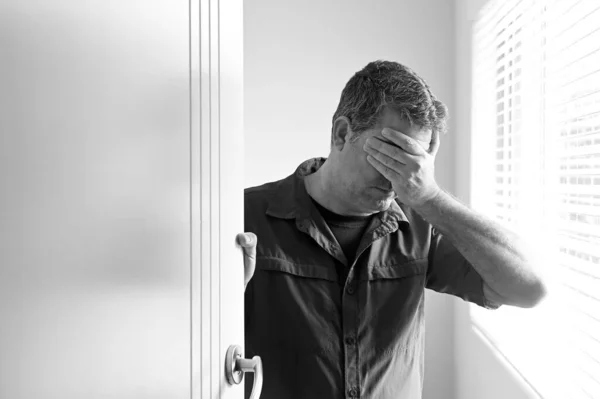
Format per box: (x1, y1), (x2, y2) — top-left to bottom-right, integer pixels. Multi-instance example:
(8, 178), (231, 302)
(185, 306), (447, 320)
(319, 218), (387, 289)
(244, 1), (456, 398)
(453, 1), (541, 398)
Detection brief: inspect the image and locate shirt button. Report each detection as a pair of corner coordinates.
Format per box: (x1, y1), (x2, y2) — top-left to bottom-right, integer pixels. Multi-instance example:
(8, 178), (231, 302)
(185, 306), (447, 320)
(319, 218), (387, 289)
(346, 285), (355, 295)
(345, 337), (356, 346)
(348, 387), (358, 397)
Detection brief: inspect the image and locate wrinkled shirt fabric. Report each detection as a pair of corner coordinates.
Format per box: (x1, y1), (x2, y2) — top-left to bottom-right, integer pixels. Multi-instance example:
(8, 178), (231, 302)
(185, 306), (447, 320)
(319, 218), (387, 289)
(244, 157), (500, 399)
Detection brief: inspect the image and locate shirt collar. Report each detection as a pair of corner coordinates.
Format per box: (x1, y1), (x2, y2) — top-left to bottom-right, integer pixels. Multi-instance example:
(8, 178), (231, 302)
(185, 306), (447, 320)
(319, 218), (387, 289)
(265, 157), (410, 225)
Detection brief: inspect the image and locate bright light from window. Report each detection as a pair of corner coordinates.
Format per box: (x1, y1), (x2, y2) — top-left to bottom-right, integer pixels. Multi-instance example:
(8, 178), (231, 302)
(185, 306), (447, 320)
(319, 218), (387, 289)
(471, 0), (600, 398)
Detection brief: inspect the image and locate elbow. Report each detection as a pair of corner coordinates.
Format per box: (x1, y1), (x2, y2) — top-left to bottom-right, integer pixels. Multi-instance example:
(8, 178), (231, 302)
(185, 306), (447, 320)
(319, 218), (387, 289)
(520, 278), (550, 308)
(513, 244), (550, 308)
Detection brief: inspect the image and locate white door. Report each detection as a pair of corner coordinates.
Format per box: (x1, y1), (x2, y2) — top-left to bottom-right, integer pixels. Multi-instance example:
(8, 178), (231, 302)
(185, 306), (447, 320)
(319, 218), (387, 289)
(0, 1), (251, 398)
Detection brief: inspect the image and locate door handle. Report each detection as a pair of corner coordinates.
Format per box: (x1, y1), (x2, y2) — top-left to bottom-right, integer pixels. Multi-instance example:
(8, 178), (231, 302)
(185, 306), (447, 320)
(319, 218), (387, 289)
(225, 344), (263, 399)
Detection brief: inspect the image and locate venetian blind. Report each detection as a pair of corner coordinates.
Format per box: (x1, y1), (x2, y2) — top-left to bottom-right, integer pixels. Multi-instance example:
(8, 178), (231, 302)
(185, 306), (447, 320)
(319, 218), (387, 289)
(470, 0), (600, 398)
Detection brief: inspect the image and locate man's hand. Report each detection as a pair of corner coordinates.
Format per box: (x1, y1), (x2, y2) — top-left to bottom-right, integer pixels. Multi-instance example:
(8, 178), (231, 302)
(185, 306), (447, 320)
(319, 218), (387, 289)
(236, 232), (257, 290)
(364, 127), (441, 209)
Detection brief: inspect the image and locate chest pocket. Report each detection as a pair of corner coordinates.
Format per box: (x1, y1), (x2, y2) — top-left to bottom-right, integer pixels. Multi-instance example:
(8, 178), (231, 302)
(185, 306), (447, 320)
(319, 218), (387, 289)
(249, 256), (342, 354)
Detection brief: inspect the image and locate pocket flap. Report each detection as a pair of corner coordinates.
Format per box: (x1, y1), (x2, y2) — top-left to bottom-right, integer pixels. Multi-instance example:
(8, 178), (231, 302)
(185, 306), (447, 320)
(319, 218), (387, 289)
(367, 258), (428, 281)
(256, 256), (338, 282)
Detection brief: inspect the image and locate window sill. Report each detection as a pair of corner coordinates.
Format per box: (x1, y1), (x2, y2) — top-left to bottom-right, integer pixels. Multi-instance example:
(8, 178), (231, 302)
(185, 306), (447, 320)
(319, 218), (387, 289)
(469, 321), (544, 399)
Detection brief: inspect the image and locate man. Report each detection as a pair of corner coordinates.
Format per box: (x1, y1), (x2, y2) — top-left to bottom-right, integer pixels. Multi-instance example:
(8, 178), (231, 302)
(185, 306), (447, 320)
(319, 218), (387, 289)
(236, 60), (548, 399)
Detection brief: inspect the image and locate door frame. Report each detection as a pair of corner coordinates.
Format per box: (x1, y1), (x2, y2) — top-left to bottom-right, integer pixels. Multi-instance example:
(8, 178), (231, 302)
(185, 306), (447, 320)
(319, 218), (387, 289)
(190, 0), (245, 397)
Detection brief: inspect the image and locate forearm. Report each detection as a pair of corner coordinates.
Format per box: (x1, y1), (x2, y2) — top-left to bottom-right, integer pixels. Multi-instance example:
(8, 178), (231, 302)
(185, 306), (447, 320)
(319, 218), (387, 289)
(414, 189), (547, 307)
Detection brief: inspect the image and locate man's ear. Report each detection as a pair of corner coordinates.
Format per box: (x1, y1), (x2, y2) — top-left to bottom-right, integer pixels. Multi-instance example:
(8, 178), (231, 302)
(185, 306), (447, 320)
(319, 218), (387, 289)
(331, 116), (354, 151)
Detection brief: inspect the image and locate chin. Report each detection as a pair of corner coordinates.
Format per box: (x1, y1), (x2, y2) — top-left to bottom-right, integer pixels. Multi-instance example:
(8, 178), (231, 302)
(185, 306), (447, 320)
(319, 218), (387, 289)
(371, 196), (393, 210)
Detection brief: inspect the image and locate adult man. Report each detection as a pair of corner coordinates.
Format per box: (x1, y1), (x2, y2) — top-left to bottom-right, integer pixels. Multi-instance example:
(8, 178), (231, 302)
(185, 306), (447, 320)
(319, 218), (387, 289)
(236, 60), (547, 399)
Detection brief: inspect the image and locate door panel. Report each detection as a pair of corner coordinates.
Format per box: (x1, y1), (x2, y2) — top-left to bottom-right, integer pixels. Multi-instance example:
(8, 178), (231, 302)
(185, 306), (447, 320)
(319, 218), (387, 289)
(0, 0), (244, 397)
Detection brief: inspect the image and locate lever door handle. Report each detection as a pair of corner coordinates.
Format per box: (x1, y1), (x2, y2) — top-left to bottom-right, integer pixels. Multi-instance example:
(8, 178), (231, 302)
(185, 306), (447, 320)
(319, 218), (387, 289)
(225, 344), (263, 399)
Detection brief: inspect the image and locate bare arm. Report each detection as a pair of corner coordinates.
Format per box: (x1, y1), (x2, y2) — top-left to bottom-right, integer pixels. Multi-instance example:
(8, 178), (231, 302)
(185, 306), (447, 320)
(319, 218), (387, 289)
(414, 190), (548, 308)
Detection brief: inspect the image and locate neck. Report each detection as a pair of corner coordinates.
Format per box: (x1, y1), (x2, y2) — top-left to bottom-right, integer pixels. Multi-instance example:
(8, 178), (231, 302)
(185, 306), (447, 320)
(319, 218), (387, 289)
(304, 160), (355, 216)
(304, 160), (334, 207)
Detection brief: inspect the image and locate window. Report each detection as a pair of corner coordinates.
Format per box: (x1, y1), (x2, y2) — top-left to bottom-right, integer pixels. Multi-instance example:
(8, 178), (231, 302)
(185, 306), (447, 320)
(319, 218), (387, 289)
(471, 0), (600, 398)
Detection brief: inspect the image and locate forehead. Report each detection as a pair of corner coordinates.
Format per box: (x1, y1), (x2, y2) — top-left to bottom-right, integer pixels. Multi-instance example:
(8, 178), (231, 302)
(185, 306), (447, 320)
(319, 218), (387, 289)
(371, 107), (432, 144)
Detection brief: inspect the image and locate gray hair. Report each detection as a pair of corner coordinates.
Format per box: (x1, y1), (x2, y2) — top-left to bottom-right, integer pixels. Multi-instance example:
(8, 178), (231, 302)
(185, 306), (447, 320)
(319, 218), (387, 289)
(331, 60), (448, 147)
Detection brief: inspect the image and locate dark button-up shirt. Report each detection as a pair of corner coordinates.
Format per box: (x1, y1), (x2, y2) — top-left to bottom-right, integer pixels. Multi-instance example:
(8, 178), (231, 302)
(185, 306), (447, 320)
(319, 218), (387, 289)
(244, 157), (500, 399)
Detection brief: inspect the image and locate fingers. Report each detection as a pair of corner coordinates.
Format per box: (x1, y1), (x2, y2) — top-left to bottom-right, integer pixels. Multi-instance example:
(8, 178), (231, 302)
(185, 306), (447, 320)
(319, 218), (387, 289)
(381, 128), (426, 156)
(365, 137), (416, 165)
(366, 154), (403, 182)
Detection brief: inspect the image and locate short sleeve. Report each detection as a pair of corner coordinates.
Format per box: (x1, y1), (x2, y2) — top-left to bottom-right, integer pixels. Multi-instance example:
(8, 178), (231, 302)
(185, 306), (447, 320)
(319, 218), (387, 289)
(426, 227), (501, 310)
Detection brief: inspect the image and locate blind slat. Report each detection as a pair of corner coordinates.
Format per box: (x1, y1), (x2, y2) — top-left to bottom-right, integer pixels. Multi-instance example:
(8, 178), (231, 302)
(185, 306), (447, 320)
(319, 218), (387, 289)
(472, 1), (600, 398)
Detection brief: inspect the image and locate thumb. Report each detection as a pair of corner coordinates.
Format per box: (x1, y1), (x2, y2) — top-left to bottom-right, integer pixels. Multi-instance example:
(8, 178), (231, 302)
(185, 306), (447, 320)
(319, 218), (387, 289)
(237, 232), (257, 257)
(237, 232), (257, 289)
(238, 232), (256, 246)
